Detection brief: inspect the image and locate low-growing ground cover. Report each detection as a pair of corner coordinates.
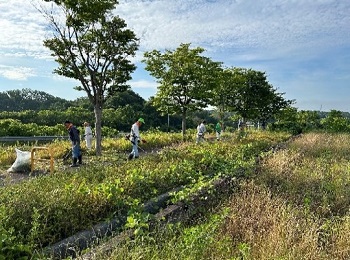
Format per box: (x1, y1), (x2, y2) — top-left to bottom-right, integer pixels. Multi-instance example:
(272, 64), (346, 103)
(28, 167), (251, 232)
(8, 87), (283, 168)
(0, 130), (290, 258)
(0, 131), (185, 167)
(98, 132), (350, 260)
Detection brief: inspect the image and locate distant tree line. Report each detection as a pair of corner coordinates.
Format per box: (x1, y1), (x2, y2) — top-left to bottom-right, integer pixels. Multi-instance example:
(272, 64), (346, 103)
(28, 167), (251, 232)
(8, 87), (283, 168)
(271, 108), (350, 134)
(0, 89), (202, 135)
(0, 88), (71, 111)
(1, 89), (350, 137)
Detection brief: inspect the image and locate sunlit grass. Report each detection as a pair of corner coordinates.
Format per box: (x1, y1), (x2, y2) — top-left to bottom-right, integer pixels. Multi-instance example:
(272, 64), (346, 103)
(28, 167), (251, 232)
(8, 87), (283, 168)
(259, 133), (350, 217)
(91, 132), (350, 260)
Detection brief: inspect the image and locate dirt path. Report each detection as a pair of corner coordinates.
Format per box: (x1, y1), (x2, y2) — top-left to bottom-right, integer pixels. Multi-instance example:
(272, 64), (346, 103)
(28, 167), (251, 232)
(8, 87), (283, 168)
(0, 170), (32, 186)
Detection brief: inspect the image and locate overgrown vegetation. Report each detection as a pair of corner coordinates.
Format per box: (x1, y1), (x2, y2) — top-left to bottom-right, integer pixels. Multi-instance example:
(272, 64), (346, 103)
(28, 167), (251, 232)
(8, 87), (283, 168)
(89, 132), (350, 260)
(0, 131), (289, 258)
(2, 127), (350, 259)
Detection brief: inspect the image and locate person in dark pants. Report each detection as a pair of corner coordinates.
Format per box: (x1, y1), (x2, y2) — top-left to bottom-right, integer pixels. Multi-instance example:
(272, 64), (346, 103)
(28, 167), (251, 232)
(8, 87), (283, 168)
(64, 120), (82, 167)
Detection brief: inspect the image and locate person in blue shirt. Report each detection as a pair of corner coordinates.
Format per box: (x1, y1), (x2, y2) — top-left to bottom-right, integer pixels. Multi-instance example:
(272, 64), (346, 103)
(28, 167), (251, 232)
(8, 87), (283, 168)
(64, 120), (82, 167)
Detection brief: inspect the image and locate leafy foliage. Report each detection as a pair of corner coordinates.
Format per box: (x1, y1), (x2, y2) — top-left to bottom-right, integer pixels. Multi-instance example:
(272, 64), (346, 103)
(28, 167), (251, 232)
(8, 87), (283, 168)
(320, 109), (350, 132)
(272, 108), (350, 134)
(0, 206), (32, 259)
(221, 67), (293, 124)
(41, 0), (139, 155)
(143, 43), (222, 136)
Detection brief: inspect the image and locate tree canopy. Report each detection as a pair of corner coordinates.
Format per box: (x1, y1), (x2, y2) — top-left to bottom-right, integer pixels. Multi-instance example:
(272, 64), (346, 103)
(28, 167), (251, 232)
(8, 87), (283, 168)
(212, 67), (293, 126)
(143, 43), (222, 136)
(40, 0), (139, 155)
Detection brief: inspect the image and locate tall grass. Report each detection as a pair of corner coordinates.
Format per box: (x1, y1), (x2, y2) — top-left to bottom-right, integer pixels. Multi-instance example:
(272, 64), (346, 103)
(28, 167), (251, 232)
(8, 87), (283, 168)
(259, 132), (350, 217)
(93, 132), (350, 260)
(218, 132), (350, 259)
(0, 130), (289, 258)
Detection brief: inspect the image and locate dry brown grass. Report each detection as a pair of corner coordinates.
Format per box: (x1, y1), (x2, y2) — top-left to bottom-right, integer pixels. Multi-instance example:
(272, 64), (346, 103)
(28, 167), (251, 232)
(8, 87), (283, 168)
(257, 133), (350, 217)
(214, 132), (350, 260)
(326, 216), (350, 259)
(218, 182), (322, 259)
(290, 132), (350, 161)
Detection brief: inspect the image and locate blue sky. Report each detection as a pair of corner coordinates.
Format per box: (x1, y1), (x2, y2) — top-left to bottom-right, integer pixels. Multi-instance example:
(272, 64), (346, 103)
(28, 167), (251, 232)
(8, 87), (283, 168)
(0, 0), (349, 111)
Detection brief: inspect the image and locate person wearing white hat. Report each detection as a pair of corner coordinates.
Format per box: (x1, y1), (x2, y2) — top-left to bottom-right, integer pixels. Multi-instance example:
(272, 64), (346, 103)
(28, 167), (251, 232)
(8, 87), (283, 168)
(83, 122), (93, 150)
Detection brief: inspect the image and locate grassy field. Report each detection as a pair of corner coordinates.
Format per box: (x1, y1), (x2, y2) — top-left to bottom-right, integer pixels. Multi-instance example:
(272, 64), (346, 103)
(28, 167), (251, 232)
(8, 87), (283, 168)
(89, 132), (350, 260)
(0, 130), (290, 259)
(2, 131), (349, 259)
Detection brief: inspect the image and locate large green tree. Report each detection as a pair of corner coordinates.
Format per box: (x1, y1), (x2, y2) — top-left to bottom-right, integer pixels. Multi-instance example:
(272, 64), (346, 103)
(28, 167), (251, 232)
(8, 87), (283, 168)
(40, 0), (139, 155)
(223, 67), (292, 126)
(210, 67), (239, 126)
(256, 85), (294, 129)
(143, 43), (221, 137)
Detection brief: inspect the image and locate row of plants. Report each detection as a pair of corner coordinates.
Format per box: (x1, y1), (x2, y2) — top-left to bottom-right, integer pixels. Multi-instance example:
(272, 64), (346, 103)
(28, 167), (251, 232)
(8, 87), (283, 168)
(3, 106), (350, 142)
(0, 118), (234, 140)
(0, 130), (290, 258)
(0, 119), (119, 137)
(96, 132), (350, 260)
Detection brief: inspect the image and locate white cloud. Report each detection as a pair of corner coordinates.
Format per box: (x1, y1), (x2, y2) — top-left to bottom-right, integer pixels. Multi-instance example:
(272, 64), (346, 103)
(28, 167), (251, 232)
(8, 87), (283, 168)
(1, 0), (348, 63)
(0, 65), (36, 80)
(116, 0), (350, 59)
(0, 0), (349, 110)
(0, 0), (53, 59)
(129, 79), (157, 89)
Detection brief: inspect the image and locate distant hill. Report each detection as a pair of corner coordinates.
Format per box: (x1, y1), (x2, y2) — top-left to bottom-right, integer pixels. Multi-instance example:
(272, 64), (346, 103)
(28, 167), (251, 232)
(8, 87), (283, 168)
(0, 88), (72, 111)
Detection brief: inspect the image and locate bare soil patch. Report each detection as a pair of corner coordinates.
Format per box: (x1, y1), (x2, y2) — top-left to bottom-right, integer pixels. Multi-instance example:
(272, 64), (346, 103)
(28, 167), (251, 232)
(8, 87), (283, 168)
(0, 170), (31, 186)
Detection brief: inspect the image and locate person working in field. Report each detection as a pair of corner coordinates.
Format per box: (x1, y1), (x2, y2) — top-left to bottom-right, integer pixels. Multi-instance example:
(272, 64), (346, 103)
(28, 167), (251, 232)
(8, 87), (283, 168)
(196, 120), (206, 144)
(215, 121), (222, 141)
(128, 118), (147, 160)
(64, 120), (82, 167)
(83, 122), (93, 150)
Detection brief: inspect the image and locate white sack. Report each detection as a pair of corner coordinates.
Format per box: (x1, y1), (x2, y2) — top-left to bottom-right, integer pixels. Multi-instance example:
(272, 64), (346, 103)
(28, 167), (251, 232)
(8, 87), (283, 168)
(7, 148), (31, 173)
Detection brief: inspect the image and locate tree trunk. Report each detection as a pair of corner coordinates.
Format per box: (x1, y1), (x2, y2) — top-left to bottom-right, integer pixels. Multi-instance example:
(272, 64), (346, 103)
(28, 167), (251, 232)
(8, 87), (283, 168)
(94, 105), (103, 156)
(219, 104), (224, 125)
(181, 109), (187, 139)
(239, 117), (247, 131)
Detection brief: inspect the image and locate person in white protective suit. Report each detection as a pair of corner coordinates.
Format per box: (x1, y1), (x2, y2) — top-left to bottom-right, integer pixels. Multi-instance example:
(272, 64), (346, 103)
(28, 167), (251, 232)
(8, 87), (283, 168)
(128, 118), (147, 160)
(196, 120), (206, 144)
(83, 122), (93, 150)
